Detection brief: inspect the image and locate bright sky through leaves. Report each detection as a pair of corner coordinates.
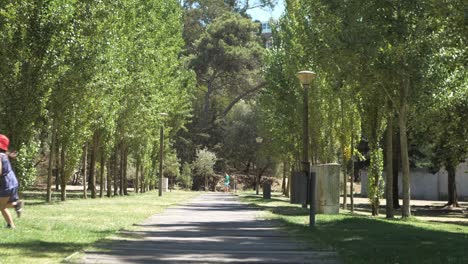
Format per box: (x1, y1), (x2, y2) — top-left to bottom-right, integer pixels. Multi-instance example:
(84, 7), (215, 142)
(247, 0), (284, 22)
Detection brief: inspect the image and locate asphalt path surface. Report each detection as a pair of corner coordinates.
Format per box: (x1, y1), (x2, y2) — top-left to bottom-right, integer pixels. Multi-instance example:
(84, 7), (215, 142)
(82, 193), (340, 263)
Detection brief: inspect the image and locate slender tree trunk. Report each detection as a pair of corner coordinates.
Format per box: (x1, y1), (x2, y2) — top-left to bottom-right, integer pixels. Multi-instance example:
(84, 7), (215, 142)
(60, 146), (66, 201)
(385, 120), (394, 218)
(340, 97), (347, 210)
(99, 155), (105, 198)
(135, 159), (140, 194)
(281, 161), (286, 195)
(55, 137), (60, 191)
(119, 145), (124, 195)
(89, 132), (99, 198)
(123, 146), (128, 195)
(285, 161), (290, 197)
(350, 115), (355, 213)
(399, 82), (411, 218)
(343, 159), (348, 210)
(255, 163), (259, 195)
(392, 130), (401, 209)
(140, 164), (145, 193)
(350, 143), (355, 213)
(446, 163), (460, 207)
(107, 157), (112, 197)
(46, 124), (56, 203)
(371, 165), (380, 216)
(83, 143), (88, 199)
(113, 152), (119, 196)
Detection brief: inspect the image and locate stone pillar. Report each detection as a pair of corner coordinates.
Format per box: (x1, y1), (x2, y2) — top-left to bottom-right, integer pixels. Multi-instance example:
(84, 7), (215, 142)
(312, 163), (340, 214)
(162, 177), (169, 192)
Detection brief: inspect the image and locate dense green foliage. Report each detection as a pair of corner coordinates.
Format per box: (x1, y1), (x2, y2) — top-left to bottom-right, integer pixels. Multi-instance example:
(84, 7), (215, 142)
(0, 0), (195, 198)
(191, 148), (217, 190)
(260, 0), (467, 216)
(0, 0), (465, 208)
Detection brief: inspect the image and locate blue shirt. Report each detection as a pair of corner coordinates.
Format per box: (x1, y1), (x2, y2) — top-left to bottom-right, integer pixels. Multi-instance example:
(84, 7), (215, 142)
(0, 153), (18, 191)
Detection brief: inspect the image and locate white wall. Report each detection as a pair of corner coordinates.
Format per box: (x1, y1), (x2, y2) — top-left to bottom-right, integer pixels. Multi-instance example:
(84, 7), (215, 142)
(360, 160), (468, 201)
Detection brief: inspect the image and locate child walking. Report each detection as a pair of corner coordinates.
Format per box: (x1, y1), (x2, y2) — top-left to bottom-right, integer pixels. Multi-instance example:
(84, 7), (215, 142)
(224, 173), (230, 192)
(0, 134), (23, 229)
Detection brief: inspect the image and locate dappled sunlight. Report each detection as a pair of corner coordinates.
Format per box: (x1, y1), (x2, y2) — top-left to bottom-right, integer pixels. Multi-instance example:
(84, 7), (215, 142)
(243, 192), (468, 264)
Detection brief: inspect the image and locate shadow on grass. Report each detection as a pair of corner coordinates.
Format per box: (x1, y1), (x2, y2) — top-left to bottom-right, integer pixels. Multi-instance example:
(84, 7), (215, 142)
(21, 189), (122, 207)
(1, 240), (86, 260)
(351, 202), (466, 221)
(243, 195), (468, 264)
(241, 194), (287, 204)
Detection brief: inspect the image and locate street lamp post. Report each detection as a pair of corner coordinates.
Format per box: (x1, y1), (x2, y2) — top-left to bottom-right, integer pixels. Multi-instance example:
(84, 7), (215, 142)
(158, 113), (168, 197)
(296, 70), (316, 227)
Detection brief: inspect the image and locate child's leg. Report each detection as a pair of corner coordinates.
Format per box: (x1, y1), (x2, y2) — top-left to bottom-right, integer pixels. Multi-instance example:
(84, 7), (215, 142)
(0, 197), (14, 227)
(4, 201), (15, 208)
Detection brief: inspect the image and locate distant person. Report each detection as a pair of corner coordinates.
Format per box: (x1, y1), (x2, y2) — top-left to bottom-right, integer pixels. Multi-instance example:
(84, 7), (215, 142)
(0, 134), (23, 229)
(224, 173), (230, 192)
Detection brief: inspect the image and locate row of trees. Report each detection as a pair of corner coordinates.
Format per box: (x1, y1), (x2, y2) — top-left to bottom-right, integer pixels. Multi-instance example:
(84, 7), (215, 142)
(0, 0), (195, 201)
(260, 0), (467, 217)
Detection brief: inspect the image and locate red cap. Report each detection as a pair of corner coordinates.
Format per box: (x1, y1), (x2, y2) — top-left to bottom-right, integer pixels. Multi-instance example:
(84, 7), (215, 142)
(0, 134), (9, 151)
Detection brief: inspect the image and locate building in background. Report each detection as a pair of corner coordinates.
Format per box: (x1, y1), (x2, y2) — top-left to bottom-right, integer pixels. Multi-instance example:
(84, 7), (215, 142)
(259, 21), (273, 49)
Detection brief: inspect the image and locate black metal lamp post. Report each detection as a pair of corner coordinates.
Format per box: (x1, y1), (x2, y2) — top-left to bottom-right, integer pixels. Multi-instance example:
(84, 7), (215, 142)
(296, 70), (316, 227)
(158, 112), (168, 197)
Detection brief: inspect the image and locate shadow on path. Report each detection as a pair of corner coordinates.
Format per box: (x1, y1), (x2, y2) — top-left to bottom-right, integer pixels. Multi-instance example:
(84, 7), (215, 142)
(81, 193), (340, 264)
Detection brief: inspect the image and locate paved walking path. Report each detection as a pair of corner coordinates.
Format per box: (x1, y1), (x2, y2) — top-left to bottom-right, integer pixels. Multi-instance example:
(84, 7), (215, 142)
(82, 193), (340, 263)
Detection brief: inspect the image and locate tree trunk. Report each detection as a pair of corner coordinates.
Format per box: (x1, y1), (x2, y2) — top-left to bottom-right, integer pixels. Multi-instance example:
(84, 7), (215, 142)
(340, 97), (347, 210)
(113, 152), (119, 196)
(343, 159), (348, 210)
(107, 157), (112, 197)
(99, 155), (105, 198)
(123, 146), (128, 195)
(46, 124), (56, 203)
(285, 161), (290, 197)
(256, 174), (261, 195)
(281, 161), (286, 195)
(371, 169), (380, 216)
(350, 115), (355, 213)
(446, 163), (460, 207)
(83, 143), (88, 199)
(89, 132), (99, 198)
(140, 164), (145, 193)
(135, 159), (140, 194)
(385, 120), (394, 218)
(341, 152), (348, 210)
(392, 130), (401, 209)
(55, 136), (60, 191)
(119, 145), (124, 195)
(399, 83), (411, 218)
(60, 146), (66, 201)
(202, 85), (213, 127)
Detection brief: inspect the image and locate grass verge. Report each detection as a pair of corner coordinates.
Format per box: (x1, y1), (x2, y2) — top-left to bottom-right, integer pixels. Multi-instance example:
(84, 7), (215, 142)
(0, 190), (199, 263)
(240, 192), (468, 264)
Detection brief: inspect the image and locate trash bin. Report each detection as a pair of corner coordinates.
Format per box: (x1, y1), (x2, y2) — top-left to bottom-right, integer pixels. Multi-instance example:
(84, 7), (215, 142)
(263, 182), (271, 199)
(290, 171), (307, 204)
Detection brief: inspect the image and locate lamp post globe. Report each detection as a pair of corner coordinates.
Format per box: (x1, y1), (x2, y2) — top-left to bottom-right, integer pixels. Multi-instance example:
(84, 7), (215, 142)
(297, 71), (316, 86)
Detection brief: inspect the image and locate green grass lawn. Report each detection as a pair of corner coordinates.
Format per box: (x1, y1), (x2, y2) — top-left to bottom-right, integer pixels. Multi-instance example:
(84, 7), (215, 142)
(241, 192), (468, 264)
(0, 190), (199, 263)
